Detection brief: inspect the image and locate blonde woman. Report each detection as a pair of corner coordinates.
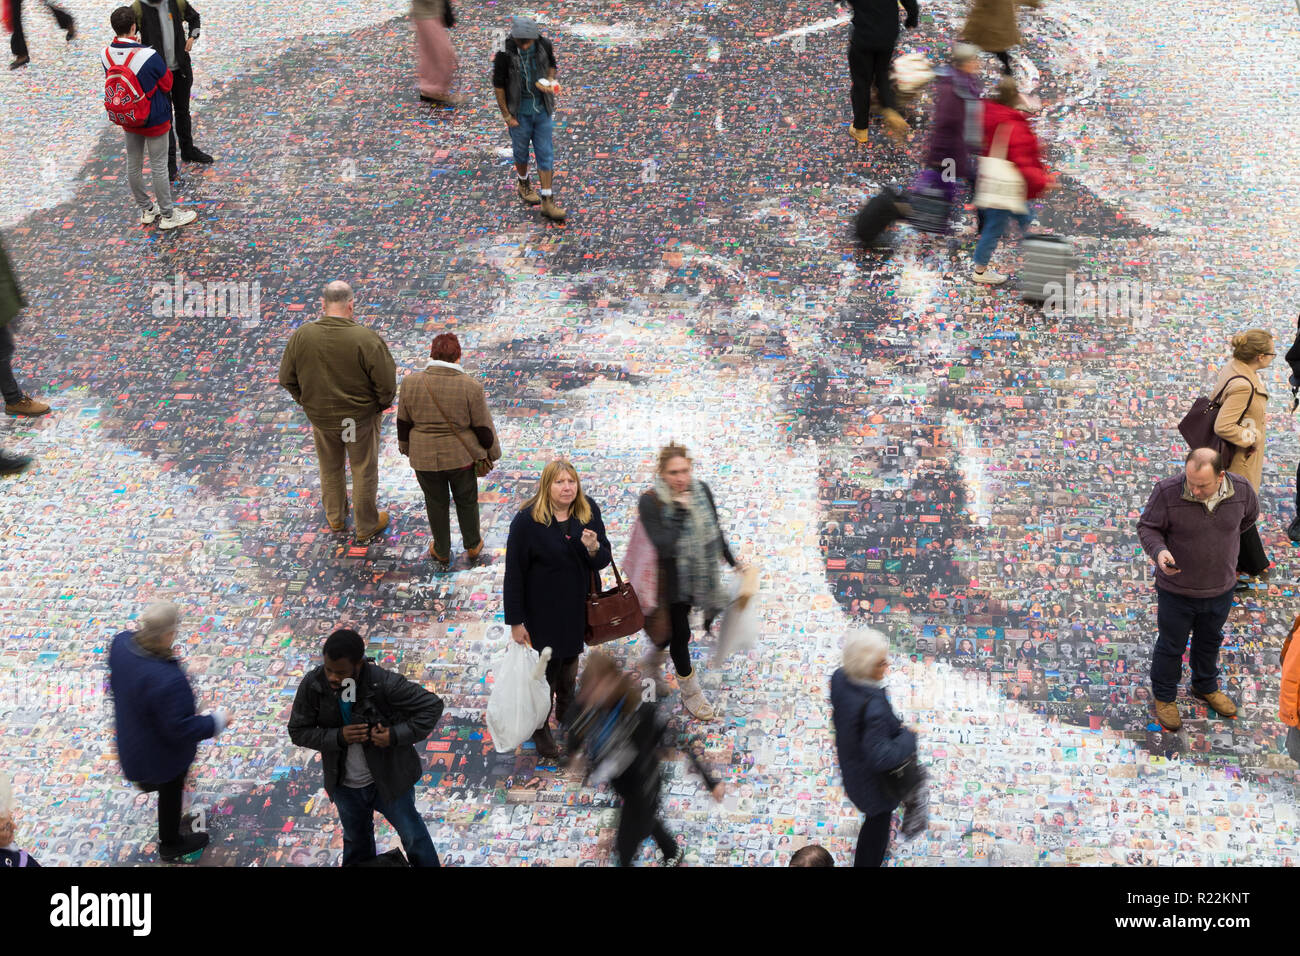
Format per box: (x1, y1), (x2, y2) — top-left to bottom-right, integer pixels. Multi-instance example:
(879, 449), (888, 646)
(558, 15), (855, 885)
(1212, 329), (1274, 583)
(503, 460), (611, 757)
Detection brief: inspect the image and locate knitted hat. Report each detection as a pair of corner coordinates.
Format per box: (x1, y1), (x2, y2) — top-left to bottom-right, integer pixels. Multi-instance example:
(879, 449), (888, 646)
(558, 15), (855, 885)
(510, 16), (540, 39)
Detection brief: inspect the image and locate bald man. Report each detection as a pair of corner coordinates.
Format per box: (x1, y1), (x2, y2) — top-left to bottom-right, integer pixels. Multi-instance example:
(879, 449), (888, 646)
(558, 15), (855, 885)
(279, 281), (397, 541)
(1137, 448), (1258, 731)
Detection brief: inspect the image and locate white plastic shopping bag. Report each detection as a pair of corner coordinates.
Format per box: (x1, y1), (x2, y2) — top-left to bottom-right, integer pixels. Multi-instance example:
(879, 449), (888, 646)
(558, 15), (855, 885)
(486, 642), (553, 753)
(713, 565), (760, 665)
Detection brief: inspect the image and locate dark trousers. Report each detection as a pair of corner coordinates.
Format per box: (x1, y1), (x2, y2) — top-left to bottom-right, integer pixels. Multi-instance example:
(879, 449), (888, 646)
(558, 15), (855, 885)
(848, 37), (895, 128)
(0, 325), (22, 404)
(415, 466), (481, 558)
(854, 810), (893, 867)
(333, 784), (440, 867)
(167, 63), (196, 169)
(142, 771), (187, 846)
(1149, 585), (1234, 703)
(9, 0), (73, 59)
(616, 788), (677, 866)
(545, 653), (580, 726)
(993, 50), (1013, 74)
(668, 601), (694, 677)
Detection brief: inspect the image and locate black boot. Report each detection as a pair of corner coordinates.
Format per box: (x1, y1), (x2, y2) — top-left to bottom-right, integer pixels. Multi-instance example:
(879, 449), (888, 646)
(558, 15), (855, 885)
(530, 726), (559, 759)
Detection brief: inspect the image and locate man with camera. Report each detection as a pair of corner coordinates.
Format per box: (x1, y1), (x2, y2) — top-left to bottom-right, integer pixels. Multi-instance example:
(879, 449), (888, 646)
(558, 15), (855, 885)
(288, 628), (444, 866)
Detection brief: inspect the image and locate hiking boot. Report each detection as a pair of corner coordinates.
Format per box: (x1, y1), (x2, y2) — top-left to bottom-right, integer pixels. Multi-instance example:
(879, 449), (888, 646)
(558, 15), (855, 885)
(1194, 690), (1238, 718)
(182, 148), (214, 164)
(517, 178), (542, 205)
(356, 510), (390, 543)
(0, 450), (32, 475)
(531, 726), (559, 758)
(5, 395), (50, 417)
(972, 267), (1007, 285)
(848, 125), (870, 144)
(140, 202), (162, 225)
(1153, 700), (1182, 732)
(540, 195), (567, 222)
(159, 208), (198, 230)
(159, 831), (209, 862)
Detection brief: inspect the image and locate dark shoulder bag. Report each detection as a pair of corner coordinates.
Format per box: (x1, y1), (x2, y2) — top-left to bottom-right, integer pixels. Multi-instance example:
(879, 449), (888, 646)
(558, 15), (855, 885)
(863, 697), (923, 803)
(1178, 374), (1254, 462)
(425, 374), (493, 478)
(584, 557), (646, 646)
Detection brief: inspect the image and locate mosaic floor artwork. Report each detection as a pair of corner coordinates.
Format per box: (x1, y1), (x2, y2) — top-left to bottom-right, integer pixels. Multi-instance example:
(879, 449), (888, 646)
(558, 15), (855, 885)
(1, 0), (1299, 865)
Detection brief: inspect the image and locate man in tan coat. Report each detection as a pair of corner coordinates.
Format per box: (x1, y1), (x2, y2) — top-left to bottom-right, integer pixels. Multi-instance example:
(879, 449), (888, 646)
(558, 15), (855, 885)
(396, 332), (501, 563)
(279, 281), (397, 541)
(962, 0), (1040, 75)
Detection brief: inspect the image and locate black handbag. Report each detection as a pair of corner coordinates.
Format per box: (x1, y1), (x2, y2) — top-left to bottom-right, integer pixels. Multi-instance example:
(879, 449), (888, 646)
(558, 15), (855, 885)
(1178, 374), (1253, 464)
(442, 0), (456, 28)
(881, 755), (924, 803)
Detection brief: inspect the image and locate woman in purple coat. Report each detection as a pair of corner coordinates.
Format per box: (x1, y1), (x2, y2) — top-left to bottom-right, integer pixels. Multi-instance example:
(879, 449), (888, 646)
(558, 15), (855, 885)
(922, 42), (984, 198)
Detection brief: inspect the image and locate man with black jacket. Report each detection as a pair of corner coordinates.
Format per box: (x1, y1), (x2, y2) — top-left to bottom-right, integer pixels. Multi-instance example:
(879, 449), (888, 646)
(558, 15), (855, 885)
(133, 0), (212, 181)
(288, 628), (444, 866)
(842, 0), (919, 144)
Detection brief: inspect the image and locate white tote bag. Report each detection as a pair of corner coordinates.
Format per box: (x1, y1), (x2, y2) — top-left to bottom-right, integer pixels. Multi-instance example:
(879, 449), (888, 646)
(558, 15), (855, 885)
(973, 123), (1028, 214)
(486, 643), (553, 753)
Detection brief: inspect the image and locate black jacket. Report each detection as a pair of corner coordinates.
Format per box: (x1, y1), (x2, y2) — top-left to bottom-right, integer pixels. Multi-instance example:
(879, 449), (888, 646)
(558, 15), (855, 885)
(503, 501), (611, 658)
(845, 0), (919, 50)
(830, 668), (916, 817)
(287, 659), (444, 802)
(492, 36), (557, 118)
(637, 483), (736, 607)
(134, 0), (201, 71)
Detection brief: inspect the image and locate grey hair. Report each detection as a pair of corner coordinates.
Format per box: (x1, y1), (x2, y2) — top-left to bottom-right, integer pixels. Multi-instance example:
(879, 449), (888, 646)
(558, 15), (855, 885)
(135, 601), (179, 654)
(842, 627), (890, 680)
(322, 280), (354, 305)
(952, 42), (980, 64)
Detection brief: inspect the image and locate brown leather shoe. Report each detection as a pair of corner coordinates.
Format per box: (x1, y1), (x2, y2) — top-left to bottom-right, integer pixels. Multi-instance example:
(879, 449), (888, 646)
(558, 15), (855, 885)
(530, 726), (559, 759)
(1194, 690), (1238, 718)
(356, 510), (390, 543)
(5, 395), (50, 417)
(428, 542), (449, 563)
(465, 541), (484, 562)
(1153, 700), (1182, 732)
(328, 520), (346, 533)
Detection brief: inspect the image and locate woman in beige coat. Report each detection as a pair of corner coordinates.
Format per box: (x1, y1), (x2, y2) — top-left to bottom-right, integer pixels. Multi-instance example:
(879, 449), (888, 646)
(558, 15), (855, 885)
(397, 332), (501, 564)
(962, 0), (1041, 75)
(1212, 329), (1274, 582)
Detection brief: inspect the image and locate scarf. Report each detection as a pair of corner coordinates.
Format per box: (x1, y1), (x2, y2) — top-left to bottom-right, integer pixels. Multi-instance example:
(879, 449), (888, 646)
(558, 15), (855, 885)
(655, 475), (727, 614)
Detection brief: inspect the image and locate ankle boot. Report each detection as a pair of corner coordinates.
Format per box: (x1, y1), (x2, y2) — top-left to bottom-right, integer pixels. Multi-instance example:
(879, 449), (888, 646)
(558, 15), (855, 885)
(517, 178), (541, 205)
(540, 194), (567, 221)
(641, 646), (671, 699)
(678, 668), (715, 721)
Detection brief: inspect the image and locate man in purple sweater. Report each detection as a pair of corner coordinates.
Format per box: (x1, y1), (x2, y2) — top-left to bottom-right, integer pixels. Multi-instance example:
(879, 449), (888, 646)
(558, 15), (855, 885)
(1137, 448), (1258, 731)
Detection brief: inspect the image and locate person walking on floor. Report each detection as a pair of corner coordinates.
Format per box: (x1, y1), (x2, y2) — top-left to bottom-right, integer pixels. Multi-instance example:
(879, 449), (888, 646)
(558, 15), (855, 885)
(962, 0), (1040, 75)
(132, 0), (212, 183)
(279, 280), (397, 543)
(5, 0), (75, 70)
(288, 628), (445, 866)
(1285, 316), (1300, 542)
(0, 237), (47, 474)
(108, 601), (230, 862)
(924, 42), (983, 192)
(102, 6), (197, 230)
(413, 0), (463, 105)
(830, 627), (919, 867)
(503, 459), (612, 758)
(1137, 448), (1259, 731)
(637, 443), (742, 722)
(842, 0), (918, 145)
(567, 652), (723, 866)
(970, 75), (1054, 284)
(492, 15), (566, 221)
(396, 331), (500, 565)
(1210, 329), (1274, 587)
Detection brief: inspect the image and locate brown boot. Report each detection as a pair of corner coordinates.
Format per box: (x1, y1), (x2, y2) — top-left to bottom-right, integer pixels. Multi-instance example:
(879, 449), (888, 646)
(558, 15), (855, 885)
(530, 726), (559, 758)
(1153, 700), (1182, 732)
(517, 178), (541, 205)
(5, 395), (50, 417)
(428, 542), (449, 563)
(1194, 690), (1238, 718)
(540, 194), (567, 222)
(880, 108), (910, 144)
(465, 540), (484, 562)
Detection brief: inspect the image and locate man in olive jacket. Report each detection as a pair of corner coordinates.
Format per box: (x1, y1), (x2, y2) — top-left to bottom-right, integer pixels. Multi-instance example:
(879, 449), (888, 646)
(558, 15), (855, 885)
(288, 628), (444, 866)
(279, 280), (397, 541)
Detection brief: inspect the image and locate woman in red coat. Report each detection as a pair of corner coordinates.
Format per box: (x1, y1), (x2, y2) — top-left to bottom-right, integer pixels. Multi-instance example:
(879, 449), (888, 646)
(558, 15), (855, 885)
(971, 76), (1056, 285)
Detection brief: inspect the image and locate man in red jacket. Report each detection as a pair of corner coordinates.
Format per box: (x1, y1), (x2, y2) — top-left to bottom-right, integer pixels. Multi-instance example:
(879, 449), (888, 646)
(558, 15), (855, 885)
(971, 76), (1053, 284)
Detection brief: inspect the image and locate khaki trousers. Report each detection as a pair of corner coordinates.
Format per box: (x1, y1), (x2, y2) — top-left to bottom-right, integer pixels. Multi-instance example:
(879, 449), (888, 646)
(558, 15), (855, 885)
(310, 413), (381, 535)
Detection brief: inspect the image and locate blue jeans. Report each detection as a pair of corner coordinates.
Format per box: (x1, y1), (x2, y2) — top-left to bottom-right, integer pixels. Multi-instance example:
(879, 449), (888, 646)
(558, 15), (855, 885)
(333, 784), (440, 867)
(1149, 585), (1234, 703)
(972, 207), (1032, 267)
(509, 110), (555, 171)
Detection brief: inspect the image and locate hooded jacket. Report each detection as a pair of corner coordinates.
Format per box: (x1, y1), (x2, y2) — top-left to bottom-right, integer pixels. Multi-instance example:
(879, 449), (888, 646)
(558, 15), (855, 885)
(492, 36), (557, 118)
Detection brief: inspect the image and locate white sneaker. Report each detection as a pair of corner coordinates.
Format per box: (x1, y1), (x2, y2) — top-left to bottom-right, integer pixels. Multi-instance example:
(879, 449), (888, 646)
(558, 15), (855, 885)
(158, 208), (198, 230)
(971, 267), (1007, 285)
(140, 203), (162, 225)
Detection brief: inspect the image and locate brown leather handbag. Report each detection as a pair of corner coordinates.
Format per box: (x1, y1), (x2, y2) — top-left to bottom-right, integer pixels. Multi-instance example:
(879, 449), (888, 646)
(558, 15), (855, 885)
(425, 375), (494, 478)
(584, 558), (645, 646)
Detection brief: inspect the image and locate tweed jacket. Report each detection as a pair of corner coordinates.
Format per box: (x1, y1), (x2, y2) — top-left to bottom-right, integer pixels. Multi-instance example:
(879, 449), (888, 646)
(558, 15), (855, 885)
(396, 363), (502, 471)
(278, 315), (397, 432)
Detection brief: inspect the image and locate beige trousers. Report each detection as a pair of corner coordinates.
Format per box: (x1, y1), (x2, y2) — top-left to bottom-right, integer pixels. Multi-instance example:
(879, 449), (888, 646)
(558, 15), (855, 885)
(310, 413), (381, 535)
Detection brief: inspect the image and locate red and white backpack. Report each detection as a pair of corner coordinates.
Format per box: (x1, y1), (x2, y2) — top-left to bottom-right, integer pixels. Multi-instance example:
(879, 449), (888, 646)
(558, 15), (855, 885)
(102, 45), (154, 128)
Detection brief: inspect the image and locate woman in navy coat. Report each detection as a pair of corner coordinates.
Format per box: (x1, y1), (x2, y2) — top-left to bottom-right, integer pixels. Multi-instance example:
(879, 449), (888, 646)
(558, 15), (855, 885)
(503, 459), (611, 757)
(830, 627), (917, 866)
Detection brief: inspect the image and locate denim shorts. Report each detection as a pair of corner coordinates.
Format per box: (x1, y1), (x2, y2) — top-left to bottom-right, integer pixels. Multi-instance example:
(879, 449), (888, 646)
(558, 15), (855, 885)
(509, 110), (555, 171)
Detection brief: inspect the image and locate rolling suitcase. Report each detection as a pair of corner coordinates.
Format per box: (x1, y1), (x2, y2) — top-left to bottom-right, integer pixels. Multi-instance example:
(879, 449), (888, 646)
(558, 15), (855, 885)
(855, 188), (904, 249)
(1020, 233), (1075, 305)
